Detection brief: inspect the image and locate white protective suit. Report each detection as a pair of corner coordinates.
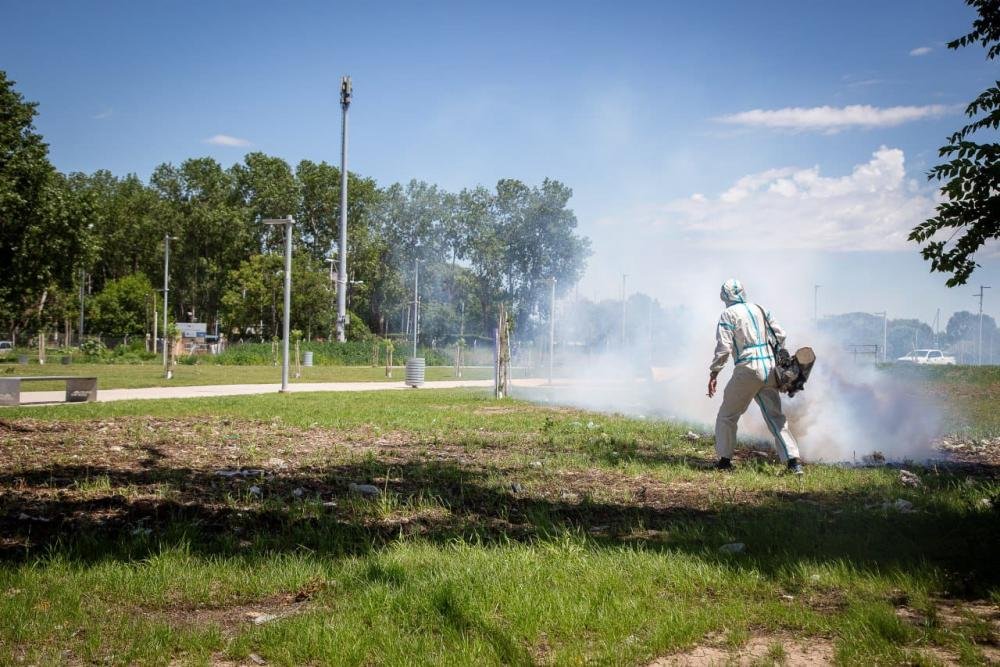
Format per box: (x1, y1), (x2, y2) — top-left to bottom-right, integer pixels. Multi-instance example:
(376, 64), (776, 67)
(710, 279), (800, 463)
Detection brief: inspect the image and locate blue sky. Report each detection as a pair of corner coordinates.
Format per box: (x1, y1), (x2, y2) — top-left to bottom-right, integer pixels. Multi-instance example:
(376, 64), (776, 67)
(2, 0), (997, 325)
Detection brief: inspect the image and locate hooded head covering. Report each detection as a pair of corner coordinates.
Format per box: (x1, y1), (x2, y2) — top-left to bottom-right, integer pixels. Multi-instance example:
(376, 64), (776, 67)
(720, 278), (747, 306)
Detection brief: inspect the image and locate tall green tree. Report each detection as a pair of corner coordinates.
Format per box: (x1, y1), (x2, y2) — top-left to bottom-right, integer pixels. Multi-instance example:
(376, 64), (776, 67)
(220, 253), (335, 340)
(65, 170), (162, 287)
(910, 0), (1000, 286)
(491, 178), (590, 336)
(0, 72), (91, 341)
(88, 273), (154, 337)
(231, 152), (298, 253)
(150, 158), (253, 326)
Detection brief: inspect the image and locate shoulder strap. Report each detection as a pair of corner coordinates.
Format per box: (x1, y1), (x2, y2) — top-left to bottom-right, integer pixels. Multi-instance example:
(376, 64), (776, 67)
(756, 304), (779, 355)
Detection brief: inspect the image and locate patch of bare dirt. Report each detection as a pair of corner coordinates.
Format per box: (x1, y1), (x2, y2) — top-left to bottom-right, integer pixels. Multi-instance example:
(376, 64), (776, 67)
(0, 415), (723, 556)
(894, 598), (1000, 663)
(649, 634), (835, 666)
(140, 578), (329, 636)
(936, 434), (1000, 467)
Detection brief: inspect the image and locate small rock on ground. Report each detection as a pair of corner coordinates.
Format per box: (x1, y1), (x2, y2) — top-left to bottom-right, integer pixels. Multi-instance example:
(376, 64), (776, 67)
(348, 483), (381, 498)
(719, 542), (746, 554)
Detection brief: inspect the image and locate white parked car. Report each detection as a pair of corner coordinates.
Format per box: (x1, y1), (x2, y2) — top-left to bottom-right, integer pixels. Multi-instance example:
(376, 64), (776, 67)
(896, 349), (956, 365)
(0, 341), (13, 355)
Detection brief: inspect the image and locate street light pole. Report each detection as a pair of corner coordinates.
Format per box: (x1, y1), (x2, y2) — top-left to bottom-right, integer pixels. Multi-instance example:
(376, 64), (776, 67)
(264, 216), (296, 392)
(412, 256), (420, 358)
(874, 311), (888, 362)
(336, 75), (352, 343)
(162, 235), (178, 378)
(974, 285), (991, 365)
(78, 268), (85, 345)
(548, 277), (556, 385)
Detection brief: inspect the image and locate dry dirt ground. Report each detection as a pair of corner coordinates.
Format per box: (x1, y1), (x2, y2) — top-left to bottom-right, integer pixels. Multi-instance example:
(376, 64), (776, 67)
(0, 415), (726, 556)
(1, 415), (998, 665)
(652, 612), (1000, 666)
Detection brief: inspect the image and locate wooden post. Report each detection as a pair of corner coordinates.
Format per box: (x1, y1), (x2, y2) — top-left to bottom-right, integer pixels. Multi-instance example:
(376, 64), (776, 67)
(495, 305), (510, 399)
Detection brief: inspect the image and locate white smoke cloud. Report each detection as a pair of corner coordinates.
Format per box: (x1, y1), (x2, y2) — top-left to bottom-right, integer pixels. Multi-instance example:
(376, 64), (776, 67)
(909, 46), (933, 56)
(715, 104), (952, 132)
(650, 146), (936, 252)
(523, 148), (948, 463)
(521, 299), (944, 464)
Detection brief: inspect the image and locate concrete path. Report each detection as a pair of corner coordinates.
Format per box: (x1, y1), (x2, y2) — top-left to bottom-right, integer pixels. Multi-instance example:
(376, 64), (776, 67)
(13, 378), (548, 406)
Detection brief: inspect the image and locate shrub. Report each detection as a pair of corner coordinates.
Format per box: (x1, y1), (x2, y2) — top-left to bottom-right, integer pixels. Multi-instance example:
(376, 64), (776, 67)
(79, 339), (108, 359)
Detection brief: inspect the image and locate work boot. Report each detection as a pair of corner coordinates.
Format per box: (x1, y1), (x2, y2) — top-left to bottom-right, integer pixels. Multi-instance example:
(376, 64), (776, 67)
(787, 458), (804, 475)
(715, 457), (733, 471)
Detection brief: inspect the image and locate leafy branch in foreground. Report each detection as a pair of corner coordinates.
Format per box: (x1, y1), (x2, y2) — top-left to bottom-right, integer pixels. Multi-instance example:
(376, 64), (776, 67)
(910, 0), (1000, 287)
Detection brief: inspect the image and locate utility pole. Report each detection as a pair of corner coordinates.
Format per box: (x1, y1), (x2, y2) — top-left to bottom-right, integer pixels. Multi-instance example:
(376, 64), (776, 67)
(459, 301), (465, 344)
(152, 297), (157, 356)
(78, 268), (85, 345)
(162, 235), (177, 378)
(975, 285), (991, 365)
(264, 217), (296, 392)
(458, 301), (465, 378)
(336, 75), (352, 343)
(621, 273), (628, 347)
(548, 277), (556, 385)
(874, 311), (888, 362)
(412, 256), (420, 358)
(814, 284), (821, 322)
(933, 308), (940, 349)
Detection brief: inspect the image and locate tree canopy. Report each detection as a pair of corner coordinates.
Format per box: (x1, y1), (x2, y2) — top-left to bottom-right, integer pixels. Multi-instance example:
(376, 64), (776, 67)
(0, 72), (591, 346)
(910, 0), (1000, 286)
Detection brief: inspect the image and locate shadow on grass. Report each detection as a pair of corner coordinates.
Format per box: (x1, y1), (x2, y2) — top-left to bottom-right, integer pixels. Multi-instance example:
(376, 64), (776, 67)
(0, 458), (997, 597)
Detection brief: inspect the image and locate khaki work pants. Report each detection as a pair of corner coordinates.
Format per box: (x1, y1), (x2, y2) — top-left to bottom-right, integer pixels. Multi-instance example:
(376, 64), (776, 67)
(715, 365), (800, 463)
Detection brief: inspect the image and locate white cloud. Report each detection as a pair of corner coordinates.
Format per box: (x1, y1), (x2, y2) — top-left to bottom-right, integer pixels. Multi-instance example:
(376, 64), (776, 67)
(204, 134), (251, 147)
(715, 104), (952, 132)
(909, 46), (933, 56)
(647, 147), (937, 252)
(92, 108), (113, 120)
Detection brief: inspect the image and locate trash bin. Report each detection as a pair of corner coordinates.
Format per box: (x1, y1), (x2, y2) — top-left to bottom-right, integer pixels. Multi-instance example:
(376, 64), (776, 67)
(303, 351), (314, 367)
(405, 357), (425, 388)
(61, 355), (72, 365)
(17, 354), (28, 364)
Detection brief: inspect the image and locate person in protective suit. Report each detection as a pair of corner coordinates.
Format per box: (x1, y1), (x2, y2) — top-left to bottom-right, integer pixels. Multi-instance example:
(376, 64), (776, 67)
(707, 279), (804, 474)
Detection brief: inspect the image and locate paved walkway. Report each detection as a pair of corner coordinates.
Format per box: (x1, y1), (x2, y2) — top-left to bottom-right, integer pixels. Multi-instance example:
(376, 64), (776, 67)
(14, 378), (548, 406)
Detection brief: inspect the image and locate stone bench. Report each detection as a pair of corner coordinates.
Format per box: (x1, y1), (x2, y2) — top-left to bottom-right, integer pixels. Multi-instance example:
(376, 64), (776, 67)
(0, 376), (98, 406)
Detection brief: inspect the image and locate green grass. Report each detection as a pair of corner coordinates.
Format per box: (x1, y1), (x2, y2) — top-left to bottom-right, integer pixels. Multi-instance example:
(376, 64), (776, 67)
(881, 364), (1000, 435)
(1, 384), (998, 664)
(0, 362), (497, 390)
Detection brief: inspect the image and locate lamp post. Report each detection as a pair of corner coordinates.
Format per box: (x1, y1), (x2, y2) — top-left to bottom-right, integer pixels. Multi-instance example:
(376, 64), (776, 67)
(548, 277), (556, 385)
(263, 216), (295, 392)
(162, 235), (178, 378)
(78, 269), (86, 345)
(974, 285), (991, 365)
(336, 76), (352, 342)
(412, 257), (420, 358)
(874, 311), (888, 362)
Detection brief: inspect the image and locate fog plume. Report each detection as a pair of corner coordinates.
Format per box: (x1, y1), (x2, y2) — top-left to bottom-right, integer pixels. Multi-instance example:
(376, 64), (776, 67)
(515, 261), (944, 463)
